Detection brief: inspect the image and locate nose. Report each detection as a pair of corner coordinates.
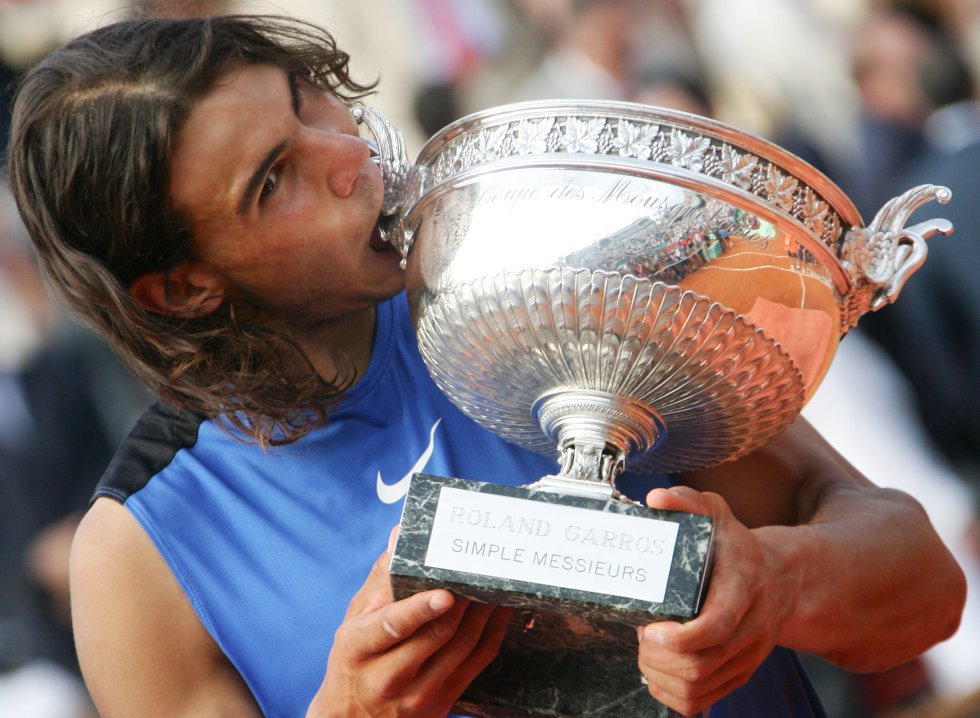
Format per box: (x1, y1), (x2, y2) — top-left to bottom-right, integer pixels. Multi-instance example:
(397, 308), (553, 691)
(310, 129), (373, 198)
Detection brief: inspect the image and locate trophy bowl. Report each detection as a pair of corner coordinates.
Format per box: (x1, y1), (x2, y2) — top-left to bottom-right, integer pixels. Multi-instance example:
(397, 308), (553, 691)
(357, 99), (952, 495)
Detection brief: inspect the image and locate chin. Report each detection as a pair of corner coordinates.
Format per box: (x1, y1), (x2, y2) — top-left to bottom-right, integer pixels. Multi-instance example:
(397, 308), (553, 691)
(364, 256), (405, 290)
(381, 271), (408, 297)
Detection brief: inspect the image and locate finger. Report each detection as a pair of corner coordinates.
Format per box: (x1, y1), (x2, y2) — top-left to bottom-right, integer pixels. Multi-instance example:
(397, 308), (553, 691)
(680, 585), (754, 650)
(645, 486), (713, 515)
(451, 605), (512, 679)
(419, 600), (496, 677)
(346, 525), (400, 617)
(638, 622), (731, 678)
(641, 558), (758, 653)
(426, 604), (513, 700)
(664, 541), (765, 653)
(645, 491), (760, 654)
(344, 588), (456, 655)
(368, 594), (478, 689)
(641, 645), (764, 717)
(642, 667), (744, 717)
(641, 589), (747, 654)
(638, 609), (773, 699)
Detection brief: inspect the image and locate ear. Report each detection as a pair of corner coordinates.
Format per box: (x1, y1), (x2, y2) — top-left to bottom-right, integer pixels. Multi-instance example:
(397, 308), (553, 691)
(129, 260), (226, 318)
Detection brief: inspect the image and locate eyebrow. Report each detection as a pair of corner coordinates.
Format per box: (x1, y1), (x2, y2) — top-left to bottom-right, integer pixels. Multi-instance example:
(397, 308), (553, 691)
(235, 71), (302, 215)
(288, 70), (303, 116)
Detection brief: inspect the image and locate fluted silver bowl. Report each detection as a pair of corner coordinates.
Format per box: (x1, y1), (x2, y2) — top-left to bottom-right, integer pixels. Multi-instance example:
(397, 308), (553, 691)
(356, 100), (952, 496)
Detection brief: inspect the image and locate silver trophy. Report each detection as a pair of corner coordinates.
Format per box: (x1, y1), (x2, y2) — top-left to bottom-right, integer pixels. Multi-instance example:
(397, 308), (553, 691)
(355, 100), (952, 717)
(358, 99), (950, 495)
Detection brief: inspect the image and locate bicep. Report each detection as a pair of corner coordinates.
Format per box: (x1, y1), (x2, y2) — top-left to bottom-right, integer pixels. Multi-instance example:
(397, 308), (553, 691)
(678, 416), (872, 528)
(70, 498), (261, 718)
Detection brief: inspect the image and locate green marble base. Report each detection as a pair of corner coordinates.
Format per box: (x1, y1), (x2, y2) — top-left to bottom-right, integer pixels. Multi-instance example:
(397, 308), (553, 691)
(458, 643), (676, 717)
(390, 473), (714, 717)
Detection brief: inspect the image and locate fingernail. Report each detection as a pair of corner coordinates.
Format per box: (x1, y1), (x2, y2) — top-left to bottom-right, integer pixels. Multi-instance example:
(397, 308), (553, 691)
(387, 526), (399, 552)
(429, 592), (453, 612)
(643, 625), (668, 645)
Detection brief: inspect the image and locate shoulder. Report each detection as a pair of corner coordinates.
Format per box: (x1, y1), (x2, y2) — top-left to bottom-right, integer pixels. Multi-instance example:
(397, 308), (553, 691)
(94, 402), (206, 503)
(70, 498), (260, 717)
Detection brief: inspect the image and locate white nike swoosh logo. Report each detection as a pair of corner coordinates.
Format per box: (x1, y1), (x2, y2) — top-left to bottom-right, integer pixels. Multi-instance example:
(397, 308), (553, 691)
(376, 418), (442, 504)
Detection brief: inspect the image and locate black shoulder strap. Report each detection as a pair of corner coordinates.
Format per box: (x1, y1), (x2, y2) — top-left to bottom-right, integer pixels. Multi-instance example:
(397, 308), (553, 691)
(92, 402), (204, 504)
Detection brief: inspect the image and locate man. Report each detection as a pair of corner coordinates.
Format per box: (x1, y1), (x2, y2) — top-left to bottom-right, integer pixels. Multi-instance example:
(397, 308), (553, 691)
(7, 15), (966, 718)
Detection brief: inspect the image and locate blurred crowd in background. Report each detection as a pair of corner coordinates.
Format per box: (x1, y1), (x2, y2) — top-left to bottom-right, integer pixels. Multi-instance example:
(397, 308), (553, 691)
(1, 0), (979, 716)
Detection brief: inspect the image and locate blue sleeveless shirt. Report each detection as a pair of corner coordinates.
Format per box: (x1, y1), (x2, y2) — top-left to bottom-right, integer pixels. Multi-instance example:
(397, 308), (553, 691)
(94, 293), (824, 717)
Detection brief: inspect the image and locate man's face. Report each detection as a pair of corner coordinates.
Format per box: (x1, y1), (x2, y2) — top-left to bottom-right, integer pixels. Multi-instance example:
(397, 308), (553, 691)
(168, 62), (404, 333)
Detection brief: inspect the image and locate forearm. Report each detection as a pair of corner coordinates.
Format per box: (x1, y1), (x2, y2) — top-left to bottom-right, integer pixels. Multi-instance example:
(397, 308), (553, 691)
(684, 417), (967, 672)
(765, 482), (966, 671)
(641, 439), (967, 717)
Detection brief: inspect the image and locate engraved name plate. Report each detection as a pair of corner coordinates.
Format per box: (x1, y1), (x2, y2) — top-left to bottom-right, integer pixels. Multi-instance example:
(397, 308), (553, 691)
(425, 486), (680, 603)
(391, 474), (713, 624)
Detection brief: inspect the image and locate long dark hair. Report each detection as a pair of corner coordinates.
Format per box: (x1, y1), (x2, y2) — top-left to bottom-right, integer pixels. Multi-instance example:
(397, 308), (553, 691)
(8, 15), (378, 445)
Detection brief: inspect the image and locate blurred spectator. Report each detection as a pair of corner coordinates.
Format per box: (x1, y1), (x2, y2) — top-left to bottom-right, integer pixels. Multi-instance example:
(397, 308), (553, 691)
(509, 0), (641, 101)
(846, 1), (980, 505)
(0, 179), (152, 716)
(942, 0), (980, 93)
(836, 4), (974, 217)
(859, 102), (980, 498)
(793, 7), (980, 714)
(633, 65), (715, 118)
(686, 0), (863, 174)
(403, 0), (511, 136)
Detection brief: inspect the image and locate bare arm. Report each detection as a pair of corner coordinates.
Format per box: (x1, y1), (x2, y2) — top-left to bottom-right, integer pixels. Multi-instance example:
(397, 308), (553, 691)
(637, 417), (967, 715)
(72, 502), (507, 718)
(71, 498), (263, 718)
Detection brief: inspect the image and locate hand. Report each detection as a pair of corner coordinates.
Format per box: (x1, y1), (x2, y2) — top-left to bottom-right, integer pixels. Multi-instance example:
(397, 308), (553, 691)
(636, 487), (798, 716)
(307, 527), (512, 717)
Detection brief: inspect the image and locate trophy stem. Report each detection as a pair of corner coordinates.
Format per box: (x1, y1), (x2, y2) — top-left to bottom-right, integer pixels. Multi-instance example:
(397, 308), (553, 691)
(528, 389), (666, 500)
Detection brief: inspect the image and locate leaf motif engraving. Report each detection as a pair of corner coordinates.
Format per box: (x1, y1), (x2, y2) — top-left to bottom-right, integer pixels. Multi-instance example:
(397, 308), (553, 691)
(561, 117), (607, 153)
(612, 120), (660, 159)
(473, 125), (510, 164)
(414, 107), (849, 263)
(799, 188), (832, 238)
(764, 166), (799, 212)
(435, 139), (467, 182)
(667, 129), (711, 171)
(514, 117), (556, 155)
(715, 145), (758, 189)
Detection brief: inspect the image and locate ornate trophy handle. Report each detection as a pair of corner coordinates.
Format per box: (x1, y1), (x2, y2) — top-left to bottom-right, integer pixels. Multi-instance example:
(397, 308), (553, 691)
(351, 104), (418, 263)
(840, 184), (953, 330)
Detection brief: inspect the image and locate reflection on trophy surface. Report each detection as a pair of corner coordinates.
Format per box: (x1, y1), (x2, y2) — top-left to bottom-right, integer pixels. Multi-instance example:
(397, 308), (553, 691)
(356, 100), (952, 717)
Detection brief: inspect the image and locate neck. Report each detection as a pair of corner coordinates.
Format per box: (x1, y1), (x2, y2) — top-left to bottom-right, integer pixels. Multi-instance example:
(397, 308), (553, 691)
(300, 306), (378, 387)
